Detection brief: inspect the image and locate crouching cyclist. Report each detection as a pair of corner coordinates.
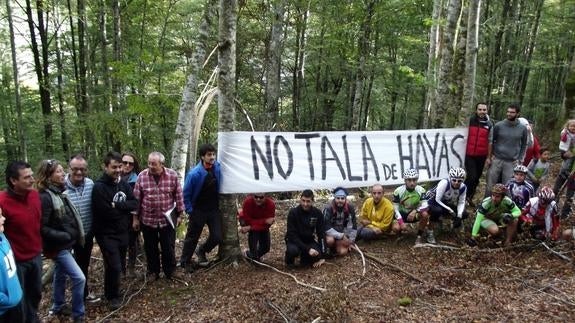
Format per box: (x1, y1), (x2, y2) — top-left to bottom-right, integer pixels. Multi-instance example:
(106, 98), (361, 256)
(469, 183), (521, 247)
(427, 167), (468, 243)
(392, 169), (430, 245)
(520, 186), (560, 241)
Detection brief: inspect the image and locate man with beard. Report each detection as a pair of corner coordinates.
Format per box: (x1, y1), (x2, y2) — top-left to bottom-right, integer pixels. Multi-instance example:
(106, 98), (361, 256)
(180, 144), (222, 269)
(464, 103), (493, 206)
(92, 152), (138, 310)
(323, 187), (357, 257)
(484, 104), (529, 197)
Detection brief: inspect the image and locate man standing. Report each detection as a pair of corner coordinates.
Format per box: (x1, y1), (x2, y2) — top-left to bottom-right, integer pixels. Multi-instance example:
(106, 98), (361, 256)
(285, 190), (325, 268)
(92, 152), (138, 310)
(0, 161), (42, 322)
(464, 103), (493, 206)
(133, 152), (185, 280)
(66, 154), (99, 303)
(484, 104), (528, 197)
(180, 144), (222, 269)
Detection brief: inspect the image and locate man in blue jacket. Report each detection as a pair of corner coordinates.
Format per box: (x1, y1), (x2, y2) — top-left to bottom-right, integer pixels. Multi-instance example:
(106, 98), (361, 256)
(179, 144), (222, 270)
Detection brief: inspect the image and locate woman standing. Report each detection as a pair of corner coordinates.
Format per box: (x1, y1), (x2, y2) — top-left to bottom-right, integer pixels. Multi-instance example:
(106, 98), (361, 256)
(36, 160), (86, 323)
(121, 152), (141, 276)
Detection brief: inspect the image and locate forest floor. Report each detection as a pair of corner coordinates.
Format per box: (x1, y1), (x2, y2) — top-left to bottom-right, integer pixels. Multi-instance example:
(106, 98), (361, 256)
(39, 194), (575, 323)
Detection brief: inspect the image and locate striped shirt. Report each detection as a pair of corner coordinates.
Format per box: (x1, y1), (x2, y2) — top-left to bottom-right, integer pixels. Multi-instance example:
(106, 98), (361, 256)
(133, 167), (184, 228)
(65, 175), (94, 233)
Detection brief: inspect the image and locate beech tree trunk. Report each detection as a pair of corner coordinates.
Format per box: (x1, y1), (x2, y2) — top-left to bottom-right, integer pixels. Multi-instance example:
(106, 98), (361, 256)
(434, 0), (461, 128)
(423, 0), (443, 128)
(218, 0), (241, 260)
(6, 0), (27, 160)
(171, 0), (215, 181)
(460, 0), (481, 124)
(264, 0), (285, 130)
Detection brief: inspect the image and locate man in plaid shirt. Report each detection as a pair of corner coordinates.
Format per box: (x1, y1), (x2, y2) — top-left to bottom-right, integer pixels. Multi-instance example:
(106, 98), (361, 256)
(133, 152), (184, 280)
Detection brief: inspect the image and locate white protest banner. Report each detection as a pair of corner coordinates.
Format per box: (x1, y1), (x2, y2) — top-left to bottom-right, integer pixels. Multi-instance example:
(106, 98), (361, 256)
(218, 128), (467, 193)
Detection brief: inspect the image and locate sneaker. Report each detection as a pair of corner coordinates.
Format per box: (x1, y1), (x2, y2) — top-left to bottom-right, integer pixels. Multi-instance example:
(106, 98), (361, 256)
(415, 236), (423, 245)
(195, 248), (209, 266)
(48, 304), (72, 317)
(109, 298), (122, 311)
(86, 292), (101, 303)
(426, 230), (436, 244)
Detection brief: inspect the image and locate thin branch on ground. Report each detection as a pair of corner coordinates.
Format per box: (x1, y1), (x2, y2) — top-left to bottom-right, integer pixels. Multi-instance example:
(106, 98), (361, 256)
(264, 299), (292, 323)
(363, 251), (455, 295)
(248, 257), (327, 292)
(95, 272), (149, 323)
(351, 244), (367, 276)
(413, 243), (461, 250)
(541, 242), (572, 262)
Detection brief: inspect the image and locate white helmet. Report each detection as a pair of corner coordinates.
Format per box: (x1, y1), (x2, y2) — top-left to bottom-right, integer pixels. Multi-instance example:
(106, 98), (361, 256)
(448, 167), (466, 180)
(513, 164), (528, 174)
(403, 168), (419, 180)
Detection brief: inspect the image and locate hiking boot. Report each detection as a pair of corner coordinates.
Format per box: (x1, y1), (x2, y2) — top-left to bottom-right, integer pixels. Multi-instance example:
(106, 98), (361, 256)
(426, 230), (436, 244)
(195, 248), (209, 266)
(415, 236), (423, 245)
(108, 298), (122, 311)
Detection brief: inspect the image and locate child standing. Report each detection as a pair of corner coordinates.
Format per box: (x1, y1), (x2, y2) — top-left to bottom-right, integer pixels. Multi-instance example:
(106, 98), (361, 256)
(553, 119), (575, 194)
(526, 147), (550, 192)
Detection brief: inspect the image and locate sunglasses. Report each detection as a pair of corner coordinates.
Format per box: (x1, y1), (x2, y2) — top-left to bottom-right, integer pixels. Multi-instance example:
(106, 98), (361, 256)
(451, 179), (463, 183)
(122, 161), (134, 166)
(70, 167), (86, 173)
(254, 195), (265, 200)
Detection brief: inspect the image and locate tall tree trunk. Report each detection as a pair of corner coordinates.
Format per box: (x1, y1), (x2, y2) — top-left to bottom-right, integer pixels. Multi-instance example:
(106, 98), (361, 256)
(563, 48), (575, 119)
(486, 0), (511, 107)
(351, 0), (374, 130)
(460, 0), (481, 125)
(66, 0), (80, 124)
(54, 3), (70, 157)
(264, 0), (285, 130)
(77, 0), (93, 157)
(434, 0), (461, 128)
(291, 4), (308, 130)
(171, 0), (216, 181)
(1, 68), (18, 159)
(446, 1), (467, 127)
(26, 0), (53, 154)
(99, 0), (111, 113)
(423, 0), (443, 128)
(6, 0), (27, 160)
(112, 0), (122, 112)
(218, 0), (240, 260)
(516, 0), (543, 105)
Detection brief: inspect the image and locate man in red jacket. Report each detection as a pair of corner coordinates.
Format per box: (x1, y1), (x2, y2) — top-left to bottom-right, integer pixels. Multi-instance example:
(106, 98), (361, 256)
(464, 103), (493, 206)
(0, 161), (43, 323)
(238, 194), (275, 262)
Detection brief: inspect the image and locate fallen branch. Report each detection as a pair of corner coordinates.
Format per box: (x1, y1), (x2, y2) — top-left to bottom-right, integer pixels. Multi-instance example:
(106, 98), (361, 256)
(265, 299), (292, 323)
(95, 271), (150, 323)
(541, 242), (572, 262)
(249, 257), (327, 292)
(363, 251), (455, 295)
(351, 244), (367, 276)
(413, 243), (461, 250)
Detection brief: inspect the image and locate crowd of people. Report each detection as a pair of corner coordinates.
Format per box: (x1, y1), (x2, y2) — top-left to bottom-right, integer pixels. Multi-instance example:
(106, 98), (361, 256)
(0, 104), (574, 321)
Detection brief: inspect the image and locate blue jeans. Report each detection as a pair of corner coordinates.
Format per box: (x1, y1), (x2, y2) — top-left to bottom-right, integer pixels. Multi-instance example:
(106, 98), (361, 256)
(52, 250), (85, 319)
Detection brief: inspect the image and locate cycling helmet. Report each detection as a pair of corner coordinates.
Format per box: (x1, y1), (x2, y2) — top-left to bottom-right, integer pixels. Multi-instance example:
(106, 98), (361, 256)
(403, 168), (419, 180)
(537, 186), (555, 202)
(513, 164), (528, 174)
(491, 183), (507, 195)
(448, 167), (466, 180)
